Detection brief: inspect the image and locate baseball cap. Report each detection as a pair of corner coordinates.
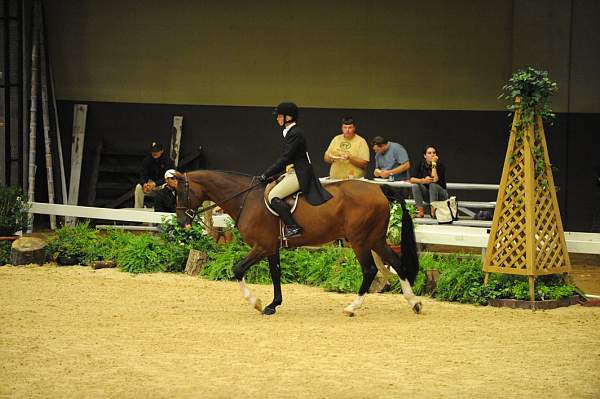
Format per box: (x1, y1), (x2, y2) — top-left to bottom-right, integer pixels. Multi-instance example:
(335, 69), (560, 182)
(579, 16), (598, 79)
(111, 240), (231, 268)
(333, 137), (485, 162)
(164, 169), (177, 179)
(150, 141), (164, 152)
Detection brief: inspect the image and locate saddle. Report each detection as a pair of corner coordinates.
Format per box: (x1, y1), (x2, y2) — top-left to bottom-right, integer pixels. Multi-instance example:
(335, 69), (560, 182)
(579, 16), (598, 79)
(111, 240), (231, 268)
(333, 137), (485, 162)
(263, 178), (302, 216)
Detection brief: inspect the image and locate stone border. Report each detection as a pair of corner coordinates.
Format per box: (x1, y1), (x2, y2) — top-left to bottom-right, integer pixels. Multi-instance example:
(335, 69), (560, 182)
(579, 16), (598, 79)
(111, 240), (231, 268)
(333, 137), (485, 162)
(488, 295), (580, 310)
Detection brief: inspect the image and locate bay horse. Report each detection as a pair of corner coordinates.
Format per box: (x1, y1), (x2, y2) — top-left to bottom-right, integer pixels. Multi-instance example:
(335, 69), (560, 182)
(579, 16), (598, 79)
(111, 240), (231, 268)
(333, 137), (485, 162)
(175, 170), (421, 316)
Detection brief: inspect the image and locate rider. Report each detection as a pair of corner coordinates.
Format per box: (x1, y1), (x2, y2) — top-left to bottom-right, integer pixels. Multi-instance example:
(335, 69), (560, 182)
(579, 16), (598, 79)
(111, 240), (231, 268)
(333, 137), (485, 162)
(259, 101), (332, 239)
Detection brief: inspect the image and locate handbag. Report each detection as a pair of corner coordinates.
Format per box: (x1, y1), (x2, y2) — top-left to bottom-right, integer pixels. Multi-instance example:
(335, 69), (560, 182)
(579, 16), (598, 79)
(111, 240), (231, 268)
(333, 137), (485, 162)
(431, 196), (458, 224)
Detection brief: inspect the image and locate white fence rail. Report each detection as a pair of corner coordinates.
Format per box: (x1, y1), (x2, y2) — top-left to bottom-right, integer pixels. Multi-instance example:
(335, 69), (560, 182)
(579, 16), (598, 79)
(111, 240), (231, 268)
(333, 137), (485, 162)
(29, 202), (600, 255)
(30, 202), (173, 224)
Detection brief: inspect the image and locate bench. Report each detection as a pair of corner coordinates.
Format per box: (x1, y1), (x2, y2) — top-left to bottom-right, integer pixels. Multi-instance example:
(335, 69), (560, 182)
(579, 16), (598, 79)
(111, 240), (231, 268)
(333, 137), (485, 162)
(320, 177), (498, 219)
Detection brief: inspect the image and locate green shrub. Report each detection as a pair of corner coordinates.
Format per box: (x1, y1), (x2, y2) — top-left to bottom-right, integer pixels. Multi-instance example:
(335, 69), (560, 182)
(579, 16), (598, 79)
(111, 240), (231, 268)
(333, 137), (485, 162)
(435, 256), (494, 304)
(0, 240), (11, 265)
(116, 234), (187, 273)
(201, 236), (249, 281)
(160, 215), (217, 252)
(0, 186), (29, 236)
(93, 229), (136, 262)
(200, 242), (365, 293)
(322, 250), (362, 293)
(482, 273), (576, 301)
(431, 254), (576, 304)
(296, 247), (336, 286)
(46, 222), (98, 265)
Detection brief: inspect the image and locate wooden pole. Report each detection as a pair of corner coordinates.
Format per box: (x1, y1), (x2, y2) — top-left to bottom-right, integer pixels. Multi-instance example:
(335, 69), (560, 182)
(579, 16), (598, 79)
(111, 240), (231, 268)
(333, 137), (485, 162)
(26, 0), (40, 231)
(524, 121), (536, 301)
(49, 64), (67, 204)
(65, 104), (87, 226)
(21, 0), (30, 193)
(38, 8), (56, 229)
(171, 116), (183, 167)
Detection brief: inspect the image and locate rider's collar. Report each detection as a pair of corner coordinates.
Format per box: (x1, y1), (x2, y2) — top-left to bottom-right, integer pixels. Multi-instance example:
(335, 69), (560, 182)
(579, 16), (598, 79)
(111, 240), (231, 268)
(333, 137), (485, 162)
(282, 122), (296, 138)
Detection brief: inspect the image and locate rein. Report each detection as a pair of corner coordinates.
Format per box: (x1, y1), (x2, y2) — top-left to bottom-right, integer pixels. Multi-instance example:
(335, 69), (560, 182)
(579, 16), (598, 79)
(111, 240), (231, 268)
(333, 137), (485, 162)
(176, 173), (262, 229)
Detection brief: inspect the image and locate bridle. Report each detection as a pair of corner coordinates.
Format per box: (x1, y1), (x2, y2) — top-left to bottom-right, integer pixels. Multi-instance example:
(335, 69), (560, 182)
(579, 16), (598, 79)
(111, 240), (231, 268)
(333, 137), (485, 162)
(176, 173), (262, 229)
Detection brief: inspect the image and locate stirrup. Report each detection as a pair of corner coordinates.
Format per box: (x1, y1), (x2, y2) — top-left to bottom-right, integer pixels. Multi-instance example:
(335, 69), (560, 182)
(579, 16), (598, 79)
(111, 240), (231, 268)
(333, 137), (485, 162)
(281, 225), (303, 239)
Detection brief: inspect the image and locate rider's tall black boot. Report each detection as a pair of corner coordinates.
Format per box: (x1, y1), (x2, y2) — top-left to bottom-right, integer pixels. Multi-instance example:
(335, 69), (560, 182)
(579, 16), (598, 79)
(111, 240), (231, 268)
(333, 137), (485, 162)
(270, 197), (303, 239)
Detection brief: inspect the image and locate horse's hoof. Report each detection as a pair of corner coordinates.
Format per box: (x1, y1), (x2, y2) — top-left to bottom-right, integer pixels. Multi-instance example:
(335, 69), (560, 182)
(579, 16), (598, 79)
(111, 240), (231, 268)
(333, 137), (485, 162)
(262, 306), (276, 316)
(412, 302), (422, 314)
(343, 308), (355, 317)
(254, 299), (263, 313)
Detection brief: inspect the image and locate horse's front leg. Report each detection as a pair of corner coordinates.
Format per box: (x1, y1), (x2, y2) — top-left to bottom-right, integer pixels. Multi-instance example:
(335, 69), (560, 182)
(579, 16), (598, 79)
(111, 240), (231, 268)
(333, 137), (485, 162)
(262, 251), (282, 316)
(233, 247), (267, 313)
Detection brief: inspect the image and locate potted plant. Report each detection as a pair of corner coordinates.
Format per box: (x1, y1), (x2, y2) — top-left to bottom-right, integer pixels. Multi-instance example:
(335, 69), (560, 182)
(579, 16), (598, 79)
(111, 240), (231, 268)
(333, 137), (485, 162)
(386, 202), (403, 250)
(0, 185), (29, 237)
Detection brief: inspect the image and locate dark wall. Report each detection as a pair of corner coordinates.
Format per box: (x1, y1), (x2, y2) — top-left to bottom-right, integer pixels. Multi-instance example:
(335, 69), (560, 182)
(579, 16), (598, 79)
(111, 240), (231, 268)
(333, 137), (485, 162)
(54, 100), (599, 232)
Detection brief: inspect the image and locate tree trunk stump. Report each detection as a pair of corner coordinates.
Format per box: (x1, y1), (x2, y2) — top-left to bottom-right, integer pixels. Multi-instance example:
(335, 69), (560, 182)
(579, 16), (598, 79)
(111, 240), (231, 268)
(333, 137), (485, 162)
(10, 237), (47, 265)
(91, 260), (117, 270)
(425, 269), (440, 294)
(369, 272), (390, 293)
(184, 249), (209, 276)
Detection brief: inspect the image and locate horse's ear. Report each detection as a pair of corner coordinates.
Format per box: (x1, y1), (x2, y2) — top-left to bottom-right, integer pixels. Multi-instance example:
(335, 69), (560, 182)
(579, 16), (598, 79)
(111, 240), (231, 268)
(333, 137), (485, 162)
(174, 171), (185, 181)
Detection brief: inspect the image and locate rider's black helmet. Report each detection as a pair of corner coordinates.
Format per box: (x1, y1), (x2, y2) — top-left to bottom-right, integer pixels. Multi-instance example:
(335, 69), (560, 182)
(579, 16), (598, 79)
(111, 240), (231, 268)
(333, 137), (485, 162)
(274, 101), (298, 121)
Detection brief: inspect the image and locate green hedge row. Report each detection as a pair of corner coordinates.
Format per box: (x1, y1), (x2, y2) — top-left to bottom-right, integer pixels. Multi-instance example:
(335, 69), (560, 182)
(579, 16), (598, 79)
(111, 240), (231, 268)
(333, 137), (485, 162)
(37, 217), (577, 303)
(0, 240), (11, 266)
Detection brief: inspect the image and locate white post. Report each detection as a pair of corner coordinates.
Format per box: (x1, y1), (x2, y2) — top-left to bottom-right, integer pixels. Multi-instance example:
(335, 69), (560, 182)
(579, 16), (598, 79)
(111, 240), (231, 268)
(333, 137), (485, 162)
(65, 104), (87, 226)
(171, 116), (183, 167)
(26, 1), (40, 232)
(39, 14), (56, 229)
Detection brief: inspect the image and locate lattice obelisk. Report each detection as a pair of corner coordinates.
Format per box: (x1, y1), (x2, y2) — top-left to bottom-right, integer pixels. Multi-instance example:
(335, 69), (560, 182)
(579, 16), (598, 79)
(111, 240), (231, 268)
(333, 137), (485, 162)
(483, 104), (571, 301)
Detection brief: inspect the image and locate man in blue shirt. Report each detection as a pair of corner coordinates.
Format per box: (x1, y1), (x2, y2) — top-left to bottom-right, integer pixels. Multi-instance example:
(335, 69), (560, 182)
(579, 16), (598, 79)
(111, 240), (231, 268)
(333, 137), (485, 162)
(371, 136), (411, 181)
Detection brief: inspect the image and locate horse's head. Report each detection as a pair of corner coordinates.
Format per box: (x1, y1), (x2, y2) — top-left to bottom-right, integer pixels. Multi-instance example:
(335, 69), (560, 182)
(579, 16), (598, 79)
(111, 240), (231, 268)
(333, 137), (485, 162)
(174, 171), (206, 227)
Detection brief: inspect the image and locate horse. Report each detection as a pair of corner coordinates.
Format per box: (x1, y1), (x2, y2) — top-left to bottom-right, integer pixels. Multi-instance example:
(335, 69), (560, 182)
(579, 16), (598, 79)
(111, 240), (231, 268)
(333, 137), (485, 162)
(175, 170), (421, 316)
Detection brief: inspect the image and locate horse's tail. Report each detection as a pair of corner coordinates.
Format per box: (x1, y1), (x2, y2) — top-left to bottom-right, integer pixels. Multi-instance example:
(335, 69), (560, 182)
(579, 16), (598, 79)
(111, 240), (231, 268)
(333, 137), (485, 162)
(380, 185), (420, 284)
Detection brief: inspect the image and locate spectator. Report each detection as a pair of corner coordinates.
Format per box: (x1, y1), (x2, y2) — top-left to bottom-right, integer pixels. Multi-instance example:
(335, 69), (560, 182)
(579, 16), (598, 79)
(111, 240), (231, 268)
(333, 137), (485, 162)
(134, 141), (175, 208)
(153, 169), (178, 213)
(209, 206), (233, 244)
(410, 145), (448, 218)
(324, 116), (370, 179)
(371, 136), (411, 181)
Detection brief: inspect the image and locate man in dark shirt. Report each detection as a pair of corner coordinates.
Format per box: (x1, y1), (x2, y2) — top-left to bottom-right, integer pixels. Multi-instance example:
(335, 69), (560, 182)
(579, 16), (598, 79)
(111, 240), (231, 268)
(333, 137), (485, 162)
(134, 141), (175, 208)
(153, 169), (178, 213)
(409, 145), (448, 218)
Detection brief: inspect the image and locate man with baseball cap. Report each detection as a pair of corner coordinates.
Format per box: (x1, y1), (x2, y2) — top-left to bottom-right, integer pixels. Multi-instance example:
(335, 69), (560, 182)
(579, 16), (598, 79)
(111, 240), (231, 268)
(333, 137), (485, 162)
(153, 169), (178, 213)
(134, 141), (175, 208)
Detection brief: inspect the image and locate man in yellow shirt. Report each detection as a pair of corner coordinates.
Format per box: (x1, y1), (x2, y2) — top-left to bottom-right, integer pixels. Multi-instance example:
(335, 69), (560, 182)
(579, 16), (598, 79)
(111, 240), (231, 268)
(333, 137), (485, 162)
(324, 116), (370, 179)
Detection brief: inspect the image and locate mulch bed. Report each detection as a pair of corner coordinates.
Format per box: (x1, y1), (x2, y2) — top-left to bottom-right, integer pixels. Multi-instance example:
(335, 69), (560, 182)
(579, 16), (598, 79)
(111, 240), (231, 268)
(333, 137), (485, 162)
(489, 295), (580, 310)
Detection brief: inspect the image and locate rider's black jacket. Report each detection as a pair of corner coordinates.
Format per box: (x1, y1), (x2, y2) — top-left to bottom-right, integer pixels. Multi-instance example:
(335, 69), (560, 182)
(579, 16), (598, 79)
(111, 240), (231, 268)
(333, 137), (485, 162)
(262, 125), (332, 206)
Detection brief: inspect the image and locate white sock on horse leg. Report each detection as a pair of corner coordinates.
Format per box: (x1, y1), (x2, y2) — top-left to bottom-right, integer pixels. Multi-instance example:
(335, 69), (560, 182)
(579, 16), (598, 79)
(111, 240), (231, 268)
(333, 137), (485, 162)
(344, 294), (365, 313)
(399, 278), (419, 307)
(239, 279), (257, 307)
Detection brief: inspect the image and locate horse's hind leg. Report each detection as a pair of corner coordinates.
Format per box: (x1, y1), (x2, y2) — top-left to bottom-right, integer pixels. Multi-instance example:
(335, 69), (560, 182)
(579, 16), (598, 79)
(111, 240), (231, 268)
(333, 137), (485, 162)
(373, 243), (422, 314)
(343, 245), (378, 317)
(262, 252), (283, 316)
